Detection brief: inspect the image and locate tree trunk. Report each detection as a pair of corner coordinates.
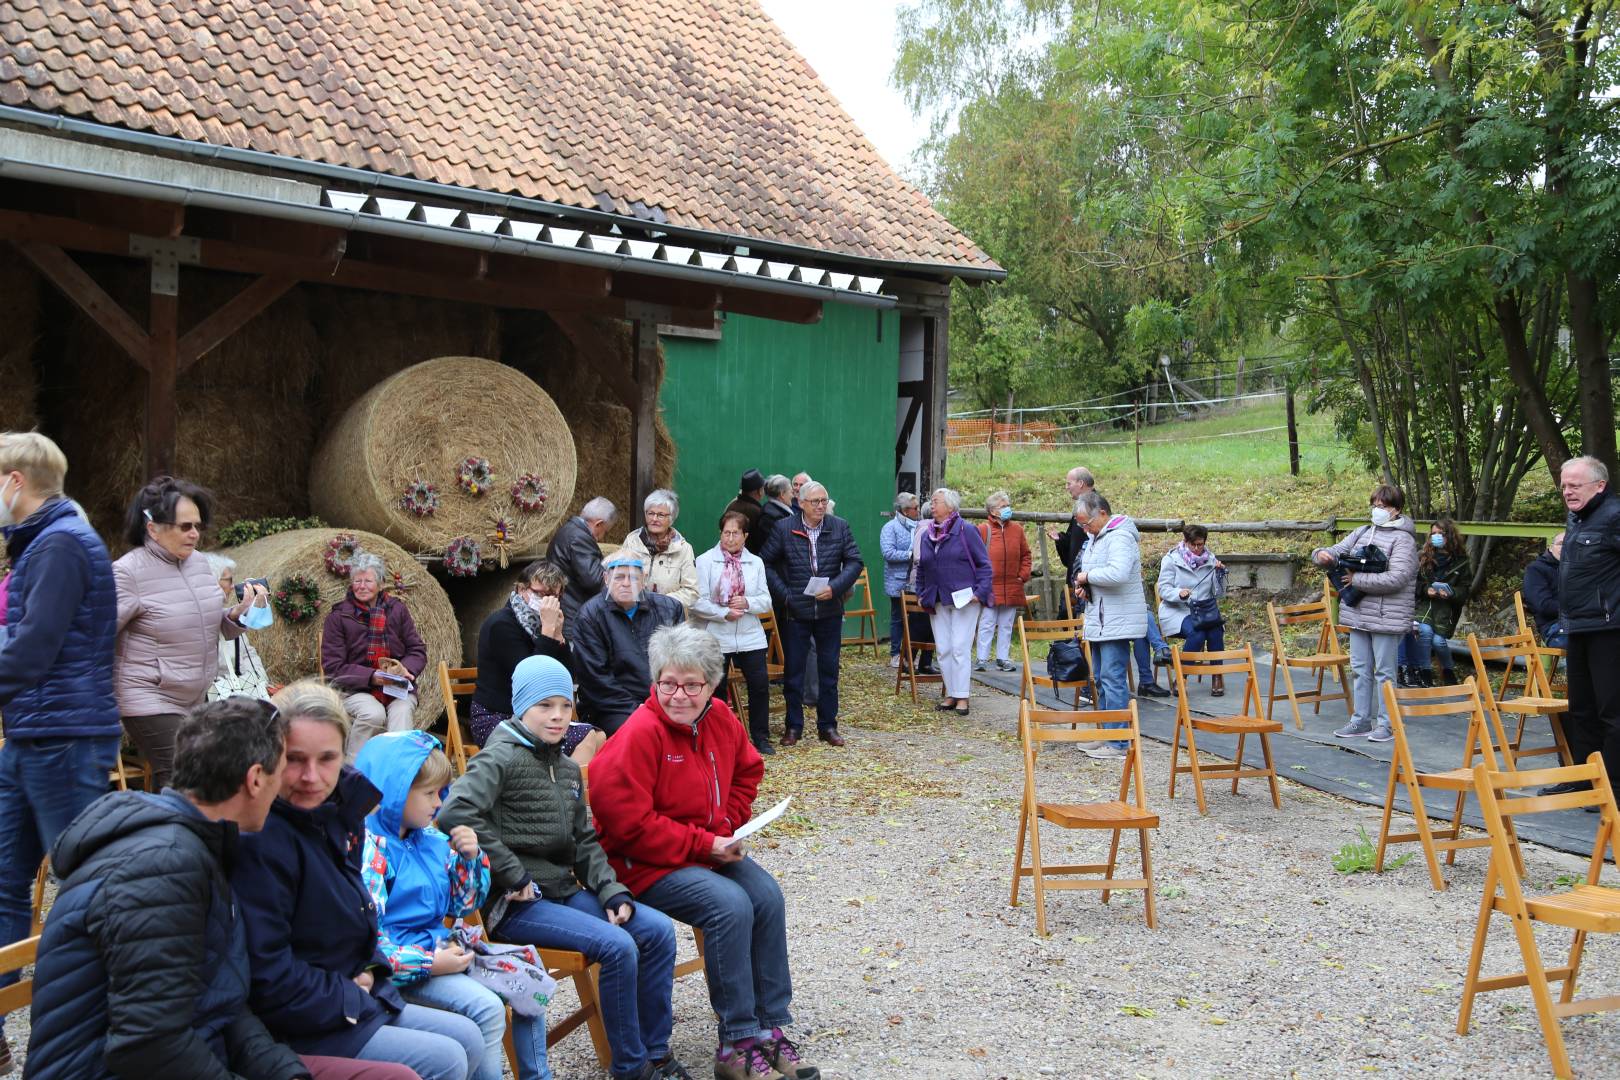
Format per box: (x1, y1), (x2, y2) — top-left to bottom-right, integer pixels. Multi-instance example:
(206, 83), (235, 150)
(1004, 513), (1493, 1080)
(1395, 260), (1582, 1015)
(1567, 272), (1617, 475)
(1493, 293), (1572, 486)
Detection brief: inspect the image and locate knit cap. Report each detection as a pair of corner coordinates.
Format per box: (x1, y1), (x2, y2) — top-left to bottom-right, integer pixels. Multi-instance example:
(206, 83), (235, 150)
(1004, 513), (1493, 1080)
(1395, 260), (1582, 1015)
(512, 655), (574, 717)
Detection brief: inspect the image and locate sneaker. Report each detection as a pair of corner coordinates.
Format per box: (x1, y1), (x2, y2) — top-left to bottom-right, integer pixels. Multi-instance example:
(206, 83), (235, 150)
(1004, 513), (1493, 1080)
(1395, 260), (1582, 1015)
(1137, 682), (1171, 698)
(655, 1060), (695, 1080)
(973, 660), (987, 672)
(765, 1029), (819, 1079)
(1367, 726), (1394, 743)
(1334, 722), (1374, 739)
(889, 655), (901, 669)
(715, 1039), (785, 1080)
(995, 659), (1016, 672)
(1084, 742), (1127, 760)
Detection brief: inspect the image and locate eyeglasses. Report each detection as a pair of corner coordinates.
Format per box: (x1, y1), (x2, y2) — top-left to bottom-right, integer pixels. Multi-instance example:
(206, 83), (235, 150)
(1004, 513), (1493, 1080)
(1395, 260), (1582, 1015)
(655, 679), (708, 698)
(802, 497), (828, 506)
(165, 521), (204, 534)
(1561, 480), (1600, 492)
(645, 510), (673, 520)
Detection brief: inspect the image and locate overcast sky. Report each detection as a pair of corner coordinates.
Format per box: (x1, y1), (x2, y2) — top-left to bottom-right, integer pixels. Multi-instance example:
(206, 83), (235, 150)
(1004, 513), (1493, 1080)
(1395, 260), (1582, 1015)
(758, 0), (928, 180)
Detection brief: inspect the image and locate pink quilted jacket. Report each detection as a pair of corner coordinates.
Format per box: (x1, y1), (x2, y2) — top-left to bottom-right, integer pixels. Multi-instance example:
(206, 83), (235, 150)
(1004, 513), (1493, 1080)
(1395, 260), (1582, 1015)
(113, 540), (244, 716)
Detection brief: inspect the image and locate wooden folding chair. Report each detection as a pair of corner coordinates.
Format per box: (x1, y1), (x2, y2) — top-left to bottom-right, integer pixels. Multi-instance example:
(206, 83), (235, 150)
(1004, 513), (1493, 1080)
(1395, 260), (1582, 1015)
(0, 935), (38, 1017)
(30, 858), (49, 935)
(1167, 645), (1282, 815)
(1513, 590), (1566, 688)
(437, 660), (481, 776)
(1457, 755), (1620, 1078)
(1265, 599), (1352, 730)
(840, 568), (880, 657)
(1015, 614), (1094, 710)
(1010, 699), (1158, 933)
(1375, 678), (1515, 891)
(1467, 632), (1571, 770)
(894, 592), (943, 703)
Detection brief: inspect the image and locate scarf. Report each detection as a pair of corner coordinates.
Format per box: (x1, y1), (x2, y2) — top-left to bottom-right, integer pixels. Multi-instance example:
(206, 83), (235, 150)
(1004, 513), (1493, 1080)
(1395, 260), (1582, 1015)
(1178, 541), (1213, 570)
(508, 590), (544, 644)
(358, 592), (390, 703)
(644, 527), (674, 555)
(715, 547), (746, 604)
(926, 511), (959, 545)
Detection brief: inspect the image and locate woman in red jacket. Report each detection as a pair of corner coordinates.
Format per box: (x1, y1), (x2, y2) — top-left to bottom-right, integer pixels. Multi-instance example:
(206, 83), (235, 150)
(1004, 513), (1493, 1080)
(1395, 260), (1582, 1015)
(589, 625), (817, 1080)
(975, 490), (1031, 673)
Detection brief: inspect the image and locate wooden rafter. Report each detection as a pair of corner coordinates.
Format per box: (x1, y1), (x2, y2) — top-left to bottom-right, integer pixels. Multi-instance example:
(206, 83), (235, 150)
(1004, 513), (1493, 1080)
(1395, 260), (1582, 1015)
(15, 242), (152, 368)
(175, 274), (298, 371)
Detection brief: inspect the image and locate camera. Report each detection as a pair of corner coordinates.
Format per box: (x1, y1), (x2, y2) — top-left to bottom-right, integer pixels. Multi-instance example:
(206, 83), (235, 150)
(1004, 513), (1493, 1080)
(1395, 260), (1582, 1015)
(1326, 546), (1388, 608)
(233, 577), (269, 600)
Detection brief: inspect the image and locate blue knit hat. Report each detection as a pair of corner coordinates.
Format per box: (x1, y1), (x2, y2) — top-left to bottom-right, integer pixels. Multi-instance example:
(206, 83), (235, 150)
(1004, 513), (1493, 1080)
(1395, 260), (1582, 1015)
(511, 655), (574, 717)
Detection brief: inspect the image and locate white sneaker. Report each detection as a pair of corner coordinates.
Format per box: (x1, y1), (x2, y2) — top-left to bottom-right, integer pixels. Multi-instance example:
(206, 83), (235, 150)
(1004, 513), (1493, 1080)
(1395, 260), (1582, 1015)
(889, 656), (901, 669)
(1084, 743), (1127, 760)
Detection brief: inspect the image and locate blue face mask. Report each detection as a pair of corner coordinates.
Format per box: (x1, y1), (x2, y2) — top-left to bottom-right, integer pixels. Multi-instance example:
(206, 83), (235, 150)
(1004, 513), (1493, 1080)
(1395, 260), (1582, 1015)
(240, 601), (274, 630)
(998, 506), (1014, 522)
(1430, 534), (1446, 549)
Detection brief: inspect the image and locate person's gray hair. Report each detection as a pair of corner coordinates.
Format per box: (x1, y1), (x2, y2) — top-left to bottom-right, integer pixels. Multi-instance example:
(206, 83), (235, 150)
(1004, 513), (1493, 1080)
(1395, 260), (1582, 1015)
(204, 552), (237, 578)
(893, 492), (919, 513)
(764, 474), (791, 499)
(930, 487), (962, 513)
(581, 496), (618, 523)
(985, 490), (1010, 513)
(1563, 455), (1609, 485)
(644, 488), (679, 518)
(647, 623), (725, 688)
(1067, 465), (1095, 488)
(800, 480), (829, 503)
(349, 551), (386, 582)
(1075, 490), (1107, 518)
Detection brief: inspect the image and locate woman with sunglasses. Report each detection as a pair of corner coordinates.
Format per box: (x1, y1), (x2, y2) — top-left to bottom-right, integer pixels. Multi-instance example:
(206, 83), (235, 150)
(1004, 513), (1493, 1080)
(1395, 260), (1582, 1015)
(591, 624), (819, 1080)
(113, 476), (268, 790)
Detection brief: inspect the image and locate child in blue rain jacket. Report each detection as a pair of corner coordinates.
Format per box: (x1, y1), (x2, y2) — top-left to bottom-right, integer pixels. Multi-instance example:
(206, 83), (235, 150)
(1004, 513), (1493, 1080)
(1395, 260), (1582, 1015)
(356, 730), (548, 1080)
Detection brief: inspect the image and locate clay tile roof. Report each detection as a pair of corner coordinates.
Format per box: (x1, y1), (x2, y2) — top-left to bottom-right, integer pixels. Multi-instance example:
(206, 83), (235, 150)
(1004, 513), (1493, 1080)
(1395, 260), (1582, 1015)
(0, 0), (998, 275)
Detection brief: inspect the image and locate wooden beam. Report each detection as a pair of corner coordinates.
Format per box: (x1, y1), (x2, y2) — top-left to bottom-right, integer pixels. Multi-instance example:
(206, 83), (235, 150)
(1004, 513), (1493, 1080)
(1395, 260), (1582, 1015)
(14, 242), (150, 368)
(146, 286), (179, 479)
(610, 271), (721, 313)
(176, 274), (299, 371)
(630, 317), (659, 512)
(719, 290), (823, 325)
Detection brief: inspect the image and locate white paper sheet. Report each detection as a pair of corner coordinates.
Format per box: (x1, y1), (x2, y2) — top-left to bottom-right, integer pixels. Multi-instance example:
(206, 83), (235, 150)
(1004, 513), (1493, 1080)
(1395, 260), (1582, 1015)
(731, 797), (792, 843)
(803, 576), (830, 597)
(951, 587), (974, 609)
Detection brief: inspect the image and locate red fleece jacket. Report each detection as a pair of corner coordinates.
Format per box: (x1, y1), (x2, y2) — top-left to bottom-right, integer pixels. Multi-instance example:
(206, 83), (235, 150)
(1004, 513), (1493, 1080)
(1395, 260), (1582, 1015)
(588, 692), (764, 894)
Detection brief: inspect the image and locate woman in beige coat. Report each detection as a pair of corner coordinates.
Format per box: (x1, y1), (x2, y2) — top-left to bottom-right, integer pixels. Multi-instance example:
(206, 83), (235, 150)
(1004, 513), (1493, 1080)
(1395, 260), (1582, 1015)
(619, 488), (699, 610)
(113, 478), (266, 789)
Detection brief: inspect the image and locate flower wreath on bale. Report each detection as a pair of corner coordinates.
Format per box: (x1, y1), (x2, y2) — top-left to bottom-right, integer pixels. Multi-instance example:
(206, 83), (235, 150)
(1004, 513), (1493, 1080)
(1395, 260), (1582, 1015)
(324, 532), (360, 577)
(510, 472), (548, 513)
(444, 536), (483, 578)
(457, 457), (493, 497)
(272, 574), (322, 623)
(401, 479), (439, 517)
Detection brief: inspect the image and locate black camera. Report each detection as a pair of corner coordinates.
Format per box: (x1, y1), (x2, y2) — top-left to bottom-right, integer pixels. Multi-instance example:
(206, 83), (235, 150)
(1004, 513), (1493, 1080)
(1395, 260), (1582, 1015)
(233, 577), (269, 600)
(1326, 546), (1388, 608)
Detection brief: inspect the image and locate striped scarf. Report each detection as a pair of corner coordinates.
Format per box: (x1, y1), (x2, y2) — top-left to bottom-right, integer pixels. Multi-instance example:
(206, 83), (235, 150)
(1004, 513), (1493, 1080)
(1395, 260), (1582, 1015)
(361, 594), (390, 703)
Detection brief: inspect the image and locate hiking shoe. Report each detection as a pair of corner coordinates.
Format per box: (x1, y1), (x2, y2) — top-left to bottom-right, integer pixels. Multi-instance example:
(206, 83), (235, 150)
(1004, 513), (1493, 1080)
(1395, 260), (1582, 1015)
(973, 660), (987, 672)
(1084, 742), (1127, 760)
(715, 1039), (785, 1080)
(765, 1029), (819, 1079)
(995, 659), (1016, 672)
(1334, 722), (1374, 739)
(1153, 646), (1173, 665)
(1367, 726), (1394, 743)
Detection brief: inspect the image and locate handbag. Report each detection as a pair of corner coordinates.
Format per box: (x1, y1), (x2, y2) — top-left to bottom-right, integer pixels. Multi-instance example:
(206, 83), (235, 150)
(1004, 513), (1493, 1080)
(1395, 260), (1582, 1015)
(1046, 638), (1089, 683)
(451, 922), (558, 1019)
(1188, 596), (1224, 632)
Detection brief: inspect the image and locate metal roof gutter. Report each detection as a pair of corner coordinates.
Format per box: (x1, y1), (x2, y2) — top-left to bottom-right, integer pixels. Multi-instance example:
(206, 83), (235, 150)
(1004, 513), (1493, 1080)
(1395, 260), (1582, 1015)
(0, 104), (1007, 285)
(0, 152), (898, 311)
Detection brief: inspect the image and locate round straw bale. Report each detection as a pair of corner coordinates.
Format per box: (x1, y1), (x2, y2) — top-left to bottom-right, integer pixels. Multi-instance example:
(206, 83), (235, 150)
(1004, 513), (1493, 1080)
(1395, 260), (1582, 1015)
(0, 261), (41, 434)
(222, 528), (460, 728)
(309, 357), (577, 557)
(442, 565), (525, 663)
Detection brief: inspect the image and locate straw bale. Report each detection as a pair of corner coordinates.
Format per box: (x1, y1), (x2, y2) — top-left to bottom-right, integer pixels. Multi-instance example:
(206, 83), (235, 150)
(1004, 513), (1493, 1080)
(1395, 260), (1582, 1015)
(309, 357), (576, 557)
(311, 290), (500, 425)
(442, 565), (524, 663)
(0, 262), (41, 434)
(221, 528), (460, 728)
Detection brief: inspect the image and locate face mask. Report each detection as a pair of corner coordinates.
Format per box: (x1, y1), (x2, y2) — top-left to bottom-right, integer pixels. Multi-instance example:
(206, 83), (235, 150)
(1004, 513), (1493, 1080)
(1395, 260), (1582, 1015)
(1369, 507), (1392, 526)
(998, 506), (1014, 522)
(240, 600), (274, 630)
(0, 476), (18, 529)
(1430, 534), (1445, 549)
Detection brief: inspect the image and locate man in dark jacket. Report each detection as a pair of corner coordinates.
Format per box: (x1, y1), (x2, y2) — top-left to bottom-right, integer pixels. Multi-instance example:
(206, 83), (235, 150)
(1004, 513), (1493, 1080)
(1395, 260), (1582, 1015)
(1049, 465), (1095, 573)
(1523, 532), (1565, 647)
(571, 554), (686, 735)
(546, 496), (618, 625)
(721, 469), (767, 555)
(0, 434), (120, 1061)
(759, 481), (863, 747)
(1553, 456), (1620, 792)
(24, 697), (305, 1080)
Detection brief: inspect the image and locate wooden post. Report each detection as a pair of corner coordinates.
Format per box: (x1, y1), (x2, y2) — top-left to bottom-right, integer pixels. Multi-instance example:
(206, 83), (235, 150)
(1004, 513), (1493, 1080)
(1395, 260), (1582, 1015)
(1234, 356), (1246, 399)
(630, 317), (659, 513)
(1286, 389), (1301, 477)
(988, 403), (996, 467)
(145, 282), (179, 479)
(1036, 525), (1054, 617)
(1134, 406), (1142, 469)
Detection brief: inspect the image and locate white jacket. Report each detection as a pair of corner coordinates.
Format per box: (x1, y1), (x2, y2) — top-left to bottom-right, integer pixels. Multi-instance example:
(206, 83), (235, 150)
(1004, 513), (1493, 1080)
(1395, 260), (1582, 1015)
(692, 545), (773, 653)
(1080, 515), (1149, 643)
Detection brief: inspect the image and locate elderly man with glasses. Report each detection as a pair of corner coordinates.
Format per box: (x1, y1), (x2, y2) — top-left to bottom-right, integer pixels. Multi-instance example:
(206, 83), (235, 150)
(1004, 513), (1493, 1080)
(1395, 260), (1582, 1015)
(572, 553), (687, 736)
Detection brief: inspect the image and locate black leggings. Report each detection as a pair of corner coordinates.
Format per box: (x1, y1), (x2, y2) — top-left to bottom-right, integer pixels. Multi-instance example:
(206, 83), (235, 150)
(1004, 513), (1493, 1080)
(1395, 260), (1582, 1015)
(724, 648), (771, 736)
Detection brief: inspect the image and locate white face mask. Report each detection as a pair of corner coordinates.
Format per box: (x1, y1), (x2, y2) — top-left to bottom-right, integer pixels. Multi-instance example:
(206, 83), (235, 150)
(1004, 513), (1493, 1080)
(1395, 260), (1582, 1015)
(0, 476), (20, 529)
(1369, 507), (1393, 526)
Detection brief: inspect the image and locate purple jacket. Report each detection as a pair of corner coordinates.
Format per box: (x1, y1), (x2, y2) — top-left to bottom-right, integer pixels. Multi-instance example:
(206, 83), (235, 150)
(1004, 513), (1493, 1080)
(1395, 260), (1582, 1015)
(915, 514), (993, 612)
(320, 593), (428, 693)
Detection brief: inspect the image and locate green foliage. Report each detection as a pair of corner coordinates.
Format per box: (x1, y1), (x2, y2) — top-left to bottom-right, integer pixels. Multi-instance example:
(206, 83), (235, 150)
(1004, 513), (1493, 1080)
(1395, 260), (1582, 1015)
(1333, 826), (1413, 875)
(214, 516), (326, 548)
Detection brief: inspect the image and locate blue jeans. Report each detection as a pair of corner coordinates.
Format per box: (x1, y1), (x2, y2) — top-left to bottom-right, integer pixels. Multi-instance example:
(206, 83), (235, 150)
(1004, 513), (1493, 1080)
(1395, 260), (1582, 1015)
(1133, 614), (1169, 683)
(358, 1002), (485, 1080)
(1181, 617), (1226, 656)
(782, 615), (842, 734)
(0, 735), (119, 1008)
(405, 971), (545, 1080)
(638, 859), (793, 1043)
(1093, 639), (1132, 748)
(496, 891), (676, 1078)
(1401, 623), (1455, 672)
(888, 595), (904, 657)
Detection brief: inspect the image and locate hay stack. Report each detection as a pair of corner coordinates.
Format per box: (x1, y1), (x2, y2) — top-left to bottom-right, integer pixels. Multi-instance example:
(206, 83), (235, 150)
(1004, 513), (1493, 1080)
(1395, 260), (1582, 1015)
(442, 565), (524, 663)
(309, 357), (577, 558)
(222, 528), (460, 728)
(0, 262), (41, 434)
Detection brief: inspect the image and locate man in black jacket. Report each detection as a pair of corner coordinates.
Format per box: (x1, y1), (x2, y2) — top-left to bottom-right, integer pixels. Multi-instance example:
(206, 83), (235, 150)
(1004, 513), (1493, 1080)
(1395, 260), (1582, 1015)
(1522, 532), (1565, 647)
(1554, 456), (1620, 793)
(26, 698), (309, 1080)
(546, 496), (618, 624)
(760, 481), (863, 747)
(1048, 465), (1095, 573)
(721, 469), (767, 554)
(572, 554), (686, 735)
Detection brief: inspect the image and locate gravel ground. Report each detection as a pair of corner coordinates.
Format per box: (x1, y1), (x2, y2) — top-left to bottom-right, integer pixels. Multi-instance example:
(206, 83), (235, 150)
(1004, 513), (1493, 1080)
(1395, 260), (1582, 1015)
(9, 659), (1617, 1079)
